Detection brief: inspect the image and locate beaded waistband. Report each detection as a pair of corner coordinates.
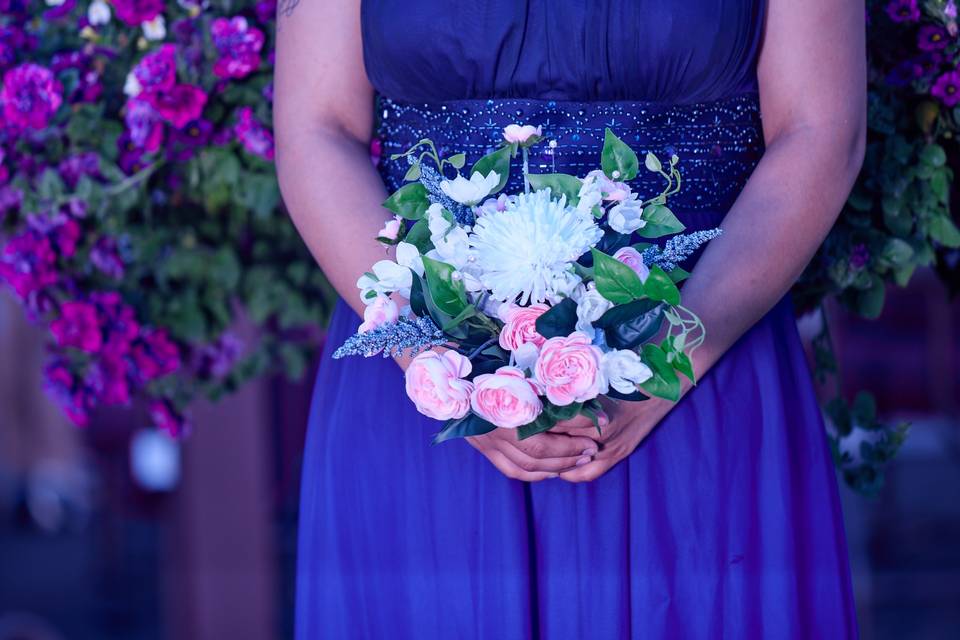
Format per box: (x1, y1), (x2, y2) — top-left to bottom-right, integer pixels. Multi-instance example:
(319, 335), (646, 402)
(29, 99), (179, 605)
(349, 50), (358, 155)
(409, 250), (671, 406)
(373, 92), (764, 212)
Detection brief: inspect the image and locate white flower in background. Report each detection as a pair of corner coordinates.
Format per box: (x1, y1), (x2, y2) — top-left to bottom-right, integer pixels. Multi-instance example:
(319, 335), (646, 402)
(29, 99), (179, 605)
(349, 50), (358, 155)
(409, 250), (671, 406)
(600, 350), (653, 394)
(503, 124), (542, 144)
(607, 195), (646, 234)
(356, 242), (424, 301)
(45, 0), (66, 5)
(470, 189), (603, 304)
(440, 171), (499, 206)
(573, 282), (613, 333)
(123, 72), (142, 97)
(88, 0), (111, 25)
(142, 15), (166, 41)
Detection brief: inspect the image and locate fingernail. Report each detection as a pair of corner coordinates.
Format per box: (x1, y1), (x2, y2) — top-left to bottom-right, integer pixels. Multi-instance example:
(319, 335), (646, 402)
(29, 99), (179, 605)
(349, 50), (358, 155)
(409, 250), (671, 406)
(548, 473), (560, 478)
(598, 413), (609, 426)
(576, 456), (591, 466)
(581, 447), (597, 457)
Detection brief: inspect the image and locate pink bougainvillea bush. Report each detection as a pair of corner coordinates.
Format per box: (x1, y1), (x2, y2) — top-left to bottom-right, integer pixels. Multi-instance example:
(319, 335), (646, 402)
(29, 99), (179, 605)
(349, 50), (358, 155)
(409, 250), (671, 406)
(0, 0), (334, 435)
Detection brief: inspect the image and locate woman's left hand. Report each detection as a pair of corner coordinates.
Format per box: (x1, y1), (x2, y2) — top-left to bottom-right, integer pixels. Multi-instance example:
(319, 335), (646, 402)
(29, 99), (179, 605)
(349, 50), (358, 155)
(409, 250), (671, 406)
(549, 396), (674, 483)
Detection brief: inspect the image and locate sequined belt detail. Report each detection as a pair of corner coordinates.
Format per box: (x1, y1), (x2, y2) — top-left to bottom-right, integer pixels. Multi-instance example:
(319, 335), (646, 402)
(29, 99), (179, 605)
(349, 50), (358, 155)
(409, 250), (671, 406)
(373, 92), (764, 212)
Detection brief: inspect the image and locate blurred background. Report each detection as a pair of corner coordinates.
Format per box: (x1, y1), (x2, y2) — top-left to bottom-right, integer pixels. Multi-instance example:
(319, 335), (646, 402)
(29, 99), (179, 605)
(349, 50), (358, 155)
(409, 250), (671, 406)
(1, 276), (958, 639)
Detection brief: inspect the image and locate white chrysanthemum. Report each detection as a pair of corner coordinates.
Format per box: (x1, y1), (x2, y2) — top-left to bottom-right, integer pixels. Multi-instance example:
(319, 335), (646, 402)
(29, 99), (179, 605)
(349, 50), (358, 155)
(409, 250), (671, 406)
(469, 189), (603, 304)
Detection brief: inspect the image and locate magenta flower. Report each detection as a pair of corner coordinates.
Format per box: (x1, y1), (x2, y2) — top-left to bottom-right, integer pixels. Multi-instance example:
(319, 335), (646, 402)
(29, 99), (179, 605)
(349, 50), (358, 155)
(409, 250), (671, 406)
(0, 231), (59, 301)
(149, 399), (190, 438)
(235, 106), (275, 160)
(91, 236), (126, 280)
(51, 301), (103, 353)
(124, 96), (165, 152)
(92, 291), (140, 349)
(54, 218), (82, 258)
(43, 361), (90, 427)
(133, 328), (181, 381)
(144, 84), (208, 129)
(112, 0), (165, 26)
(932, 70), (960, 106)
(87, 353), (132, 406)
(918, 25), (950, 51)
(211, 16), (265, 79)
(0, 63), (63, 130)
(133, 44), (178, 93)
(886, 0), (920, 22)
(166, 118), (212, 161)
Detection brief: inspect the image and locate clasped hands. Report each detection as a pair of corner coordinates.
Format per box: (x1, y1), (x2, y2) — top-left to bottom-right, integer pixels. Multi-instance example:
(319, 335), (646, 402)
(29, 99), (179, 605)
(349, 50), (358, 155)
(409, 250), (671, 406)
(467, 395), (672, 483)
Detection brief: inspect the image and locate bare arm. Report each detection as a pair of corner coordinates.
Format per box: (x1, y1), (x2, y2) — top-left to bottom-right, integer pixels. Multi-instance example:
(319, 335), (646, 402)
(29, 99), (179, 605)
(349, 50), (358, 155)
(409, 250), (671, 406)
(560, 0), (866, 481)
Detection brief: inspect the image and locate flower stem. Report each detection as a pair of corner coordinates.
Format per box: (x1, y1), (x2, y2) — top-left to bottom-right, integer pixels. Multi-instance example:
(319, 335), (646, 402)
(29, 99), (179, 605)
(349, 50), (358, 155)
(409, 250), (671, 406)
(522, 146), (530, 194)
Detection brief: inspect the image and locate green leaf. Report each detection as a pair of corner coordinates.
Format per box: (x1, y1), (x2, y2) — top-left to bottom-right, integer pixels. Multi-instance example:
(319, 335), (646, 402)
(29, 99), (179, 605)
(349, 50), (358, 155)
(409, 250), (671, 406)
(929, 216), (960, 248)
(517, 412), (556, 440)
(404, 218), (433, 253)
(668, 267), (691, 283)
(642, 265), (681, 306)
(442, 304), (478, 332)
(471, 146), (512, 193)
(383, 182), (430, 220)
(879, 238), (914, 267)
(600, 128), (639, 181)
(421, 256), (469, 317)
(644, 152), (662, 173)
(527, 173), (583, 204)
(404, 163), (422, 181)
(595, 299), (664, 350)
(636, 205), (686, 238)
(409, 274), (428, 317)
(856, 275), (886, 319)
(36, 169), (65, 200)
(919, 144), (947, 167)
(638, 344), (681, 401)
(672, 350), (695, 384)
(591, 248), (645, 304)
(447, 153), (466, 169)
(535, 297), (578, 339)
(433, 414), (497, 444)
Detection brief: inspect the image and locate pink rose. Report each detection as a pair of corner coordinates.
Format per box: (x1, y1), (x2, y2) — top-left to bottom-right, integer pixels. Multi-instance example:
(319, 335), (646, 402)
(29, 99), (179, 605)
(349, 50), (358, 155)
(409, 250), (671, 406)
(405, 351), (474, 421)
(497, 303), (549, 351)
(470, 366), (542, 429)
(613, 246), (650, 282)
(377, 215), (403, 243)
(534, 332), (603, 406)
(358, 294), (399, 333)
(502, 124), (542, 144)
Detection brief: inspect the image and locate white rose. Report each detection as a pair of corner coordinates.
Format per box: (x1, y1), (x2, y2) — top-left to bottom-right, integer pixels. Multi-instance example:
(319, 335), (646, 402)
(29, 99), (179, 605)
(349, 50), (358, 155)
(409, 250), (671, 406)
(607, 196), (647, 234)
(88, 0), (112, 25)
(576, 172), (604, 214)
(573, 283), (613, 333)
(600, 350), (654, 395)
(440, 171), (500, 206)
(142, 15), (166, 41)
(395, 241), (424, 277)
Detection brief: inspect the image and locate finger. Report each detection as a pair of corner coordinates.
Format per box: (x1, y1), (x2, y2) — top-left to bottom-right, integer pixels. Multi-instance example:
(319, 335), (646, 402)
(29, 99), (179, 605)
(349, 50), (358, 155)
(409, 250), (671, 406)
(486, 448), (559, 482)
(559, 456), (616, 483)
(495, 439), (593, 474)
(550, 411), (609, 433)
(509, 431), (600, 459)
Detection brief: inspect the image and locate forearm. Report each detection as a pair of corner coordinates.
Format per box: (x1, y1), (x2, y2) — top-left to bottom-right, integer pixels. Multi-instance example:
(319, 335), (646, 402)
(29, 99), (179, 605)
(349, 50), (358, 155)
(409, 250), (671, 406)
(679, 122), (865, 388)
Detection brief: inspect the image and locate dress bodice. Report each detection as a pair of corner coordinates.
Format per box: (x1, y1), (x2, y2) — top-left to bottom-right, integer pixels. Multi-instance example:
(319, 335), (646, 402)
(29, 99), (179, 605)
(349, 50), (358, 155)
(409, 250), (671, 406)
(361, 0), (766, 104)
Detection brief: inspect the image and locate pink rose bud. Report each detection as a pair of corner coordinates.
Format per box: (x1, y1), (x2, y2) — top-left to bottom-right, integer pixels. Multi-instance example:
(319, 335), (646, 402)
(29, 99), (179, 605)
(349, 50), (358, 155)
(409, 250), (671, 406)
(534, 332), (604, 406)
(470, 366), (543, 429)
(358, 294), (400, 333)
(377, 215), (403, 244)
(502, 124), (542, 144)
(405, 350), (474, 421)
(613, 246), (650, 282)
(497, 303), (549, 351)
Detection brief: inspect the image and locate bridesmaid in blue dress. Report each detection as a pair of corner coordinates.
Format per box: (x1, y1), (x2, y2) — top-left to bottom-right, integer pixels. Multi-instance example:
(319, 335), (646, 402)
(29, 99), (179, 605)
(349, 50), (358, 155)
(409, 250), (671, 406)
(274, 0), (865, 637)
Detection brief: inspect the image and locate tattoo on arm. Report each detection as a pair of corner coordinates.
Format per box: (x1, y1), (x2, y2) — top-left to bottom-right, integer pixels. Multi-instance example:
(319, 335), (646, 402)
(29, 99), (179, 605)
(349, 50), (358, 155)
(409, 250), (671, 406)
(278, 0), (301, 18)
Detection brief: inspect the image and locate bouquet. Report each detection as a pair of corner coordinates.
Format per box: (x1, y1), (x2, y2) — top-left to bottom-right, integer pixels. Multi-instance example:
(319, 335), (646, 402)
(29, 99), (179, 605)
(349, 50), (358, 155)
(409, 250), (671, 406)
(334, 124), (721, 443)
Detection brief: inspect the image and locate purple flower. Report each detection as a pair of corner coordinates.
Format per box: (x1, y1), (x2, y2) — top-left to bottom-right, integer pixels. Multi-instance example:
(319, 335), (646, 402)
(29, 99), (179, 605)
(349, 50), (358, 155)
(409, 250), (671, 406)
(133, 44), (178, 94)
(255, 0), (276, 24)
(58, 152), (101, 189)
(143, 84), (208, 129)
(211, 16), (265, 80)
(112, 0), (165, 26)
(51, 301), (103, 353)
(91, 236), (126, 280)
(0, 185), (22, 220)
(43, 361), (91, 427)
(192, 332), (243, 379)
(42, 0), (76, 21)
(92, 291), (140, 349)
(149, 399), (191, 438)
(0, 63), (63, 130)
(86, 353), (132, 406)
(0, 231), (59, 301)
(235, 106), (274, 160)
(849, 244), (870, 270)
(166, 118), (212, 161)
(918, 25), (950, 51)
(124, 96), (165, 152)
(0, 26), (32, 72)
(932, 70), (960, 106)
(886, 0), (920, 22)
(54, 218), (82, 258)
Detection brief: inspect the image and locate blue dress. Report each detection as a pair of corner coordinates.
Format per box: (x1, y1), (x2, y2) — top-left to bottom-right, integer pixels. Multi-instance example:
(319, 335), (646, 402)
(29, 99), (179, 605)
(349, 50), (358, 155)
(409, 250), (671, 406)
(296, 1), (859, 637)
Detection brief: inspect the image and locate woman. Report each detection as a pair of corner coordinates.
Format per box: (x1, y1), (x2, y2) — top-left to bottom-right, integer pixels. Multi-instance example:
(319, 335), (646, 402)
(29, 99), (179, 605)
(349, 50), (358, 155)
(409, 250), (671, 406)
(274, 0), (864, 637)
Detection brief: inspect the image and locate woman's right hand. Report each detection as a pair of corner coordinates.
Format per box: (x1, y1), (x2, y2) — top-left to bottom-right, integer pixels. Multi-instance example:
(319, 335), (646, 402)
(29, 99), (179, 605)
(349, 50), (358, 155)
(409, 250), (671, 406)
(466, 414), (602, 481)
